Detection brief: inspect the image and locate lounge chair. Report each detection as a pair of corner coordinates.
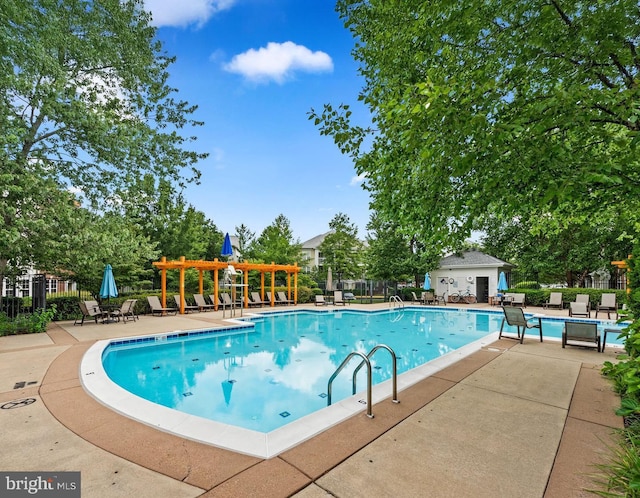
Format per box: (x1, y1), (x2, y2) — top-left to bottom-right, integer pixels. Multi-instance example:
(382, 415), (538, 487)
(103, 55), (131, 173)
(74, 300), (107, 325)
(265, 292), (278, 305)
(411, 291), (421, 304)
(173, 295), (199, 313)
(147, 296), (177, 316)
(499, 306), (543, 344)
(208, 294), (220, 306)
(315, 295), (328, 306)
(596, 293), (617, 319)
(249, 292), (267, 307)
(569, 301), (590, 318)
(333, 290), (346, 306)
(219, 292), (234, 306)
(562, 321), (601, 352)
(543, 292), (563, 310)
(193, 294), (215, 311)
(277, 291), (293, 305)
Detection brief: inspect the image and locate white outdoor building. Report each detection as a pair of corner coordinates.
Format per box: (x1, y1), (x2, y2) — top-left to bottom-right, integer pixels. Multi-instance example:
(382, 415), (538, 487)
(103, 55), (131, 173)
(431, 251), (514, 303)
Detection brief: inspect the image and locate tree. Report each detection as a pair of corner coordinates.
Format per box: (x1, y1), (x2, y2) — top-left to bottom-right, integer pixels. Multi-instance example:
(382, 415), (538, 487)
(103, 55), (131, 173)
(365, 211), (432, 285)
(251, 215), (304, 265)
(480, 204), (633, 287)
(234, 224), (256, 262)
(0, 0), (206, 283)
(311, 0), (640, 249)
(319, 213), (363, 285)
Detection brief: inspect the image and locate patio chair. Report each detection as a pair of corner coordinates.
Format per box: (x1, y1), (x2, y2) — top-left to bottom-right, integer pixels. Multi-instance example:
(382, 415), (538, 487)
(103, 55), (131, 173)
(411, 291), (420, 304)
(543, 292), (563, 310)
(499, 306), (543, 344)
(575, 294), (591, 313)
(277, 291), (293, 305)
(173, 295), (200, 313)
(422, 291), (436, 305)
(147, 296), (177, 316)
(74, 300), (107, 325)
(111, 299), (138, 323)
(315, 295), (328, 306)
(434, 293), (447, 305)
(333, 290), (346, 306)
(562, 321), (601, 352)
(596, 293), (618, 319)
(504, 293), (526, 307)
(569, 301), (590, 318)
(193, 294), (215, 311)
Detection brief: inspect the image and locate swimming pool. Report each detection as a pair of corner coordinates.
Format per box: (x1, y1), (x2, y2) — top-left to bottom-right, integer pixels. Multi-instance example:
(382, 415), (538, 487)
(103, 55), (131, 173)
(82, 307), (625, 457)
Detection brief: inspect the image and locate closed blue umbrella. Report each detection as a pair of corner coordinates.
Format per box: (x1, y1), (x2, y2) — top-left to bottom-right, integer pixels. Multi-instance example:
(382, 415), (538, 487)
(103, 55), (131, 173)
(221, 233), (233, 257)
(423, 272), (431, 290)
(497, 271), (508, 293)
(99, 264), (118, 300)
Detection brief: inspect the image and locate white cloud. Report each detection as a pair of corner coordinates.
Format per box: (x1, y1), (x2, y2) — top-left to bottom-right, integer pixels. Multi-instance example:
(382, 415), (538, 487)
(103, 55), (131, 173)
(350, 172), (367, 186)
(223, 41), (333, 84)
(144, 0), (236, 28)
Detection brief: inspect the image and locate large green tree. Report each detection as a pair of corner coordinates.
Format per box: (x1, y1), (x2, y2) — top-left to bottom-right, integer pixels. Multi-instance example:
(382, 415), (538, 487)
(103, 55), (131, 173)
(319, 213), (363, 284)
(251, 214), (304, 265)
(480, 203), (633, 286)
(311, 0), (640, 250)
(0, 0), (206, 283)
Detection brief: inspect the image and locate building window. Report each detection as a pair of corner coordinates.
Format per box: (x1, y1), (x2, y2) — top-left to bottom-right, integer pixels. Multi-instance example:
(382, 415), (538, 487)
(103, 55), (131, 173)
(46, 279), (58, 294)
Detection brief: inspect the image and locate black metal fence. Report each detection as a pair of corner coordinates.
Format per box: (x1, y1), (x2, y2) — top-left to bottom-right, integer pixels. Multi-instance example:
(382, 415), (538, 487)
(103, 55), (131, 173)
(508, 269), (627, 290)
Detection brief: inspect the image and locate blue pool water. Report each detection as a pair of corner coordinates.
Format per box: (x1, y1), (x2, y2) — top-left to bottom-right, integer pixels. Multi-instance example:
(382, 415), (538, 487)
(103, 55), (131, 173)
(102, 308), (625, 433)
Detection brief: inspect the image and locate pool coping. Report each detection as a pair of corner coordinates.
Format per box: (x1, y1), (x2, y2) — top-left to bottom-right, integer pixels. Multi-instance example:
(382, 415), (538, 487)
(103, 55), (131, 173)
(81, 317), (503, 458)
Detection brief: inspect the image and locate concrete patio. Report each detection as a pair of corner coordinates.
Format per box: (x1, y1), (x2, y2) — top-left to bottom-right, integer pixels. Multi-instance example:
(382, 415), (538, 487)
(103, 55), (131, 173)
(0, 302), (625, 497)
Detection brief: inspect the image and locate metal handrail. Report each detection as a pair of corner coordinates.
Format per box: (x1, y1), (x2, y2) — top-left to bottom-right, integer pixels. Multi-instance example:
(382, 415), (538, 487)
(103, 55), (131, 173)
(327, 351), (373, 418)
(352, 344), (399, 405)
(389, 295), (404, 308)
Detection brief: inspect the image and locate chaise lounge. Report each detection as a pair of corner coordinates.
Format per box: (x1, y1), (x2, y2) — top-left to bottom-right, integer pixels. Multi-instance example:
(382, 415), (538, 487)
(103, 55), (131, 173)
(147, 295), (177, 316)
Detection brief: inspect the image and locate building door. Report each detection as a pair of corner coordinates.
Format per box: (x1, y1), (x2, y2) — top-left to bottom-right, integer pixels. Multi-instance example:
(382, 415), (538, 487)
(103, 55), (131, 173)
(477, 277), (489, 303)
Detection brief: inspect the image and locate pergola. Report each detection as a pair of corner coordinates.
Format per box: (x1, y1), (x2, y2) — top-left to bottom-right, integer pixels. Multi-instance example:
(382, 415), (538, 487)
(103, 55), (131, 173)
(152, 256), (300, 314)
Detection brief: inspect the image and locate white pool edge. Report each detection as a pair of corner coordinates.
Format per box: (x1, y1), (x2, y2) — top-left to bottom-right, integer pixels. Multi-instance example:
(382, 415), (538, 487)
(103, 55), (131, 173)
(80, 327), (502, 459)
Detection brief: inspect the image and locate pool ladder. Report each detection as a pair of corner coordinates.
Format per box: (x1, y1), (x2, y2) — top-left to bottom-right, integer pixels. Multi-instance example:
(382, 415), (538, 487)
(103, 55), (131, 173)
(326, 344), (399, 418)
(389, 295), (404, 308)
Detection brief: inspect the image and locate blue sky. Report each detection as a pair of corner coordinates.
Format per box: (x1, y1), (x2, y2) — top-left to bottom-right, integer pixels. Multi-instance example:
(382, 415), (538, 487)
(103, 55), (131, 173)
(144, 0), (372, 243)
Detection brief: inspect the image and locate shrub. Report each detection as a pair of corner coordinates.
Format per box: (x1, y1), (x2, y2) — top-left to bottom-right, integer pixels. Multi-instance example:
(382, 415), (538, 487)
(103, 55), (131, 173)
(514, 281), (540, 289)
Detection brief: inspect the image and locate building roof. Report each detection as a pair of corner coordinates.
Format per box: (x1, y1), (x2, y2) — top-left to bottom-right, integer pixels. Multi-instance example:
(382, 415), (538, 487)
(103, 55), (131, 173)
(439, 250), (513, 269)
(301, 232), (332, 250)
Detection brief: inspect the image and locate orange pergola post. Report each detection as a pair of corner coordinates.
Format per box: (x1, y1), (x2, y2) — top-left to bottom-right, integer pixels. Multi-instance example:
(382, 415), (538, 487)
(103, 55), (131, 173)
(160, 256), (167, 308)
(178, 256), (185, 314)
(612, 255), (632, 294)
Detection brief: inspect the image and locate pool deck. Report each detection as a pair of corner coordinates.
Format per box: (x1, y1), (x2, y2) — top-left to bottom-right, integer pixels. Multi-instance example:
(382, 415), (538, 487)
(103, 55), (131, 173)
(0, 302), (624, 497)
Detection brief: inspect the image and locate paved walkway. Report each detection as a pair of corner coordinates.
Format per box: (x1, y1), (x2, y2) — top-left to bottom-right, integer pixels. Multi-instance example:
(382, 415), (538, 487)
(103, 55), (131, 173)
(0, 303), (624, 497)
